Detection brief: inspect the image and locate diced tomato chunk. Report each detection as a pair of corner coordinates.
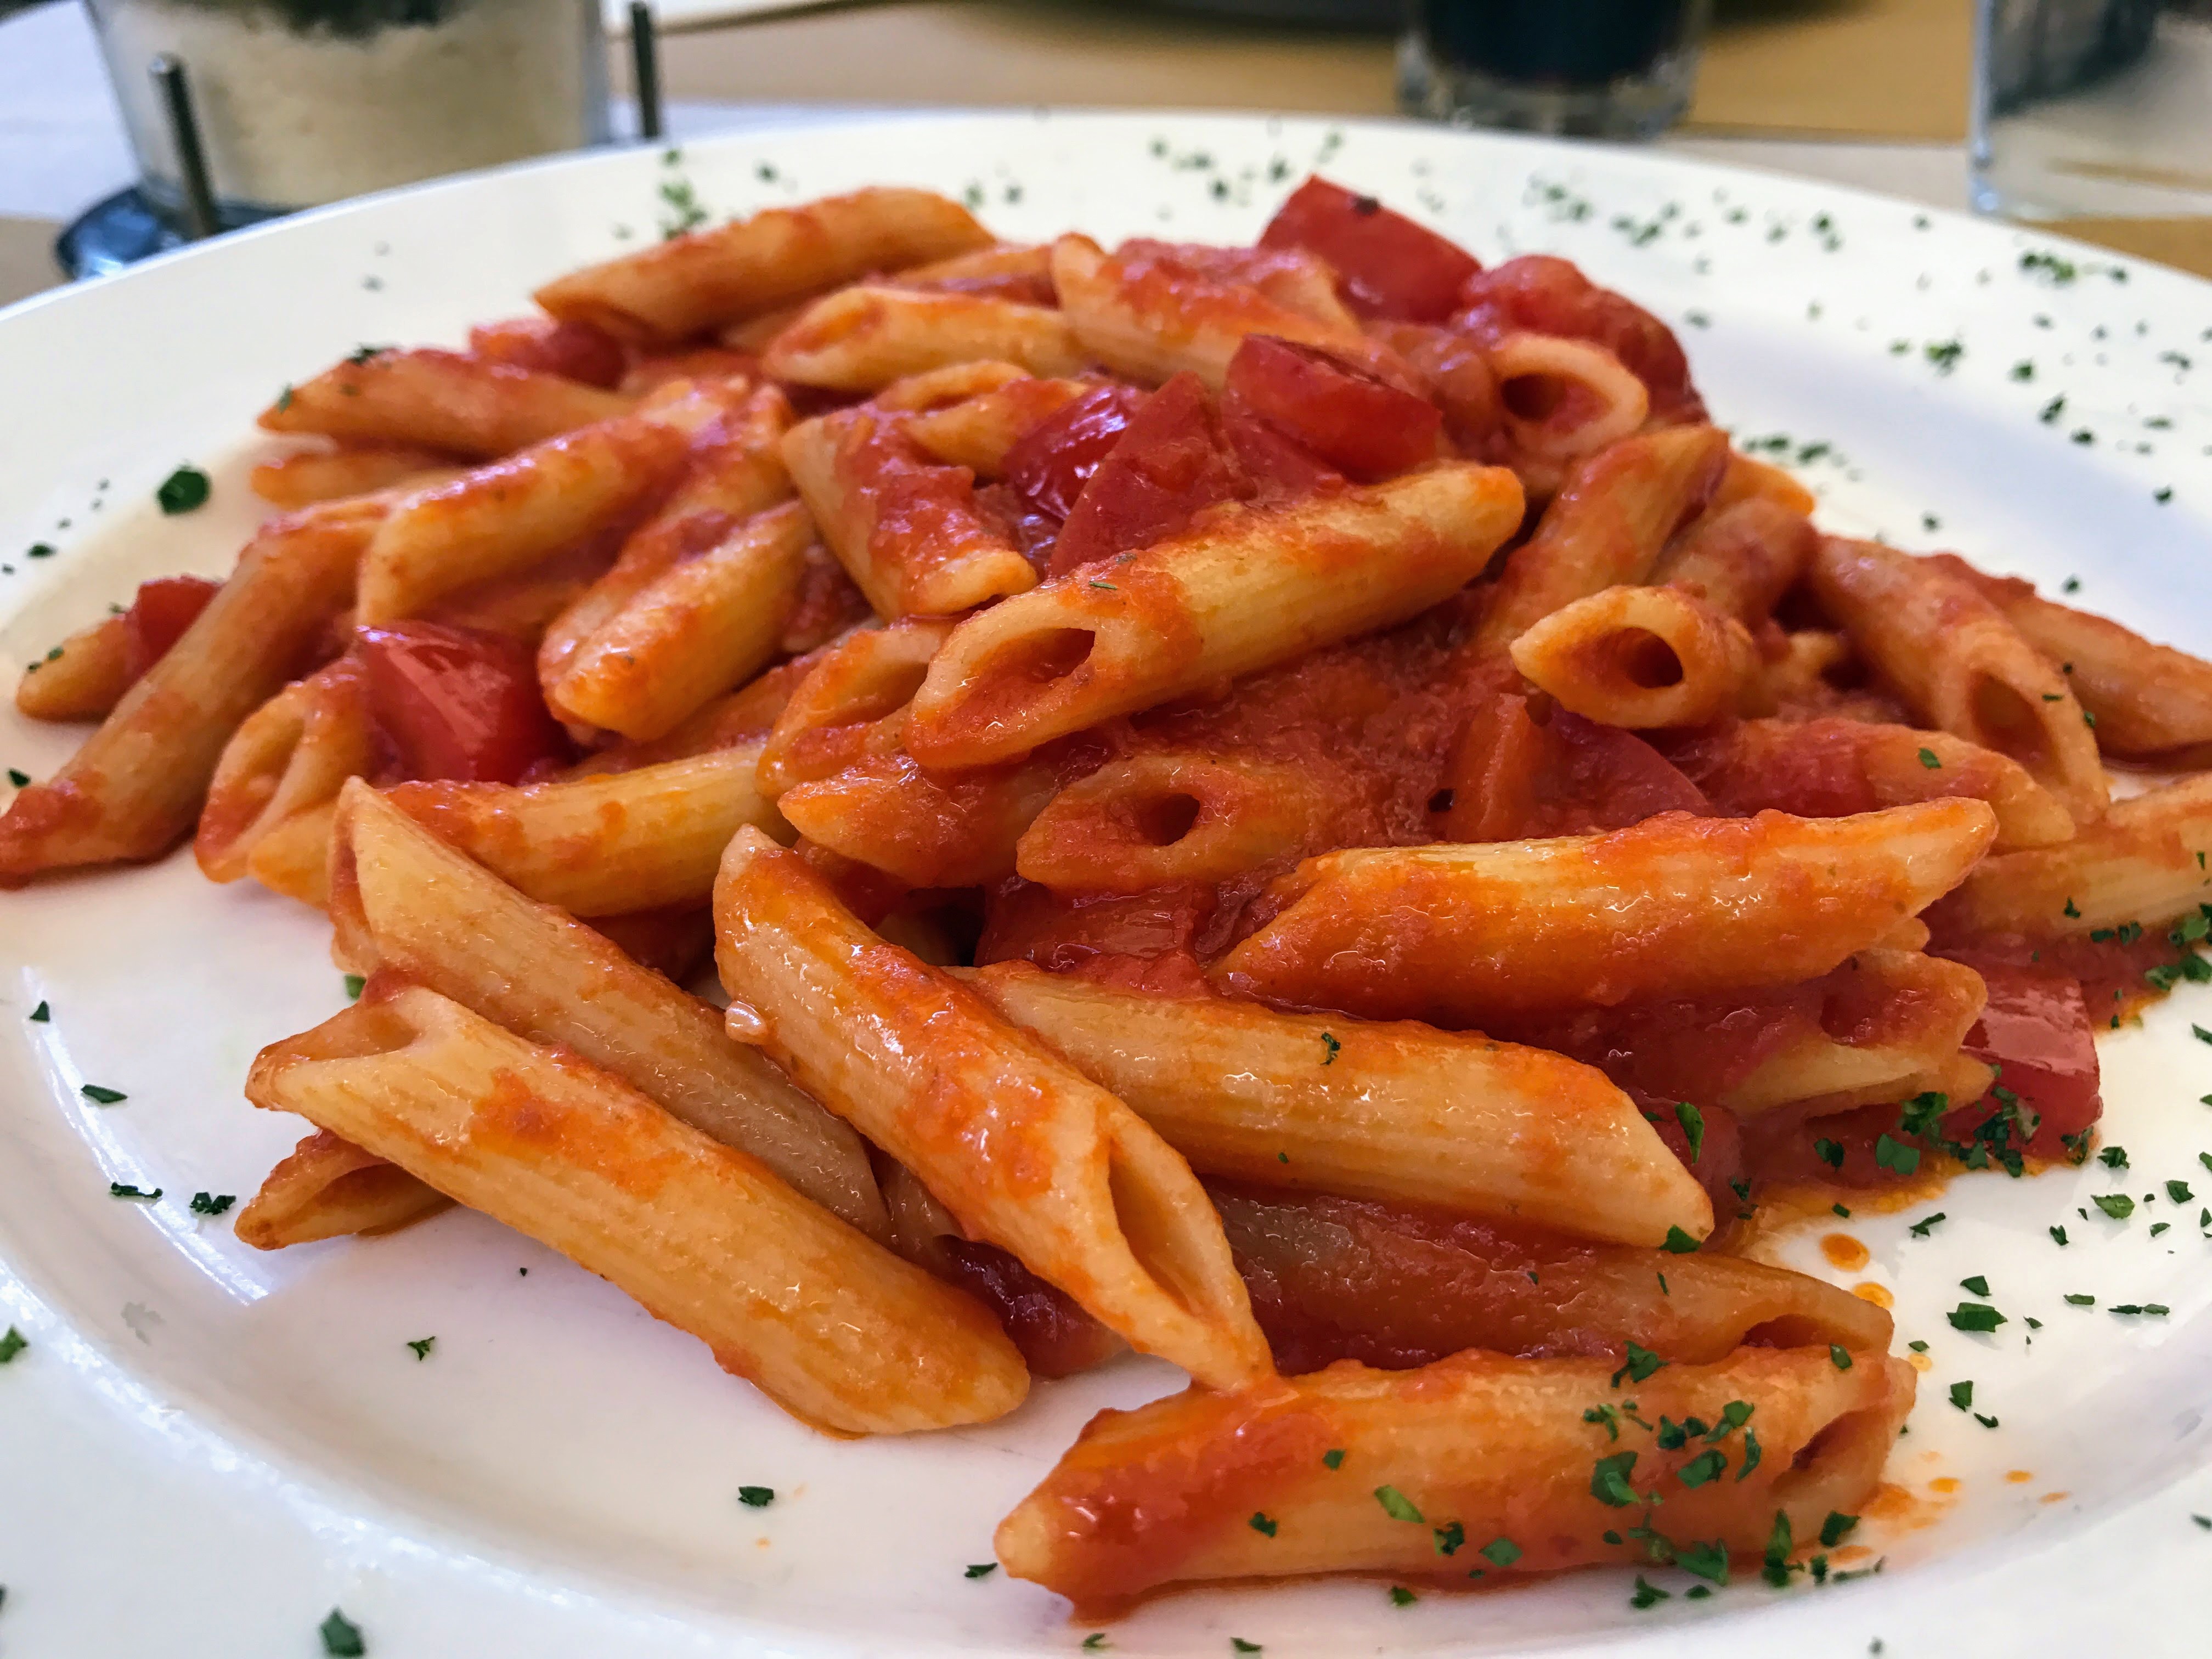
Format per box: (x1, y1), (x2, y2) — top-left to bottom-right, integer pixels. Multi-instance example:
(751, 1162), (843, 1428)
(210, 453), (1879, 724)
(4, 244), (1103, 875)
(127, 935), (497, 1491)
(119, 575), (220, 683)
(932, 1239), (1123, 1378)
(466, 316), (628, 388)
(1004, 383), (1146, 520)
(1259, 175), (1482, 323)
(354, 620), (568, 784)
(1950, 964), (2102, 1159)
(1223, 335), (1442, 481)
(1047, 373), (1250, 577)
(1457, 253), (1706, 423)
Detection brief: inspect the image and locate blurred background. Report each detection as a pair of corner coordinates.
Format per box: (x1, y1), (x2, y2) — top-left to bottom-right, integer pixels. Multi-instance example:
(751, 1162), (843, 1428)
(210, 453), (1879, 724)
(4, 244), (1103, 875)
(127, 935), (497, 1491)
(2, 0), (2207, 306)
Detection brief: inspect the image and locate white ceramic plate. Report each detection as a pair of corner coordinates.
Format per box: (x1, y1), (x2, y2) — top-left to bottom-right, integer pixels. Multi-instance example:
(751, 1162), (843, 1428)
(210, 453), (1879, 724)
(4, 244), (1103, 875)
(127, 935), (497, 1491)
(4, 113), (2212, 1659)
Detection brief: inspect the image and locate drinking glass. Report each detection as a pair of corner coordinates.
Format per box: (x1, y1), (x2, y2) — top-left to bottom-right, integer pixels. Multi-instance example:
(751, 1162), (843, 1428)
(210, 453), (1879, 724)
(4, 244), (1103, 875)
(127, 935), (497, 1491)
(1973, 0), (2212, 222)
(1398, 0), (1714, 140)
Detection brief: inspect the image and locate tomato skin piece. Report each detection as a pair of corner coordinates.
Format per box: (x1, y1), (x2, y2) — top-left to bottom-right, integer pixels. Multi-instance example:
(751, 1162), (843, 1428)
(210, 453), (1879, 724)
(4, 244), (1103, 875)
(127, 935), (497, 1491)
(1258, 174), (1481, 323)
(354, 620), (569, 784)
(1223, 335), (1443, 481)
(1046, 372), (1250, 577)
(118, 575), (220, 683)
(1949, 963), (2102, 1156)
(466, 316), (629, 389)
(1004, 382), (1146, 521)
(1456, 253), (1707, 424)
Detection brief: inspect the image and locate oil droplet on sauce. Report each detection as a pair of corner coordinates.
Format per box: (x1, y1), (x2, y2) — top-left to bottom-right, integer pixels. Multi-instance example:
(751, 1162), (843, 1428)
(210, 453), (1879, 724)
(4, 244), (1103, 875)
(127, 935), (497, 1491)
(2041, 1491), (2070, 1504)
(1821, 1233), (1871, 1272)
(1930, 1476), (1961, 1495)
(1908, 1350), (1933, 1372)
(2006, 1470), (2034, 1484)
(1851, 1281), (1894, 1308)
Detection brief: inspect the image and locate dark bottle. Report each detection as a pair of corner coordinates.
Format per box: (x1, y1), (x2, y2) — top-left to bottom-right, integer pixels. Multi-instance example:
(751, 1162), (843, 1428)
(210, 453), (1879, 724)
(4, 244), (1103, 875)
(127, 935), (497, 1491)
(1400, 0), (1712, 139)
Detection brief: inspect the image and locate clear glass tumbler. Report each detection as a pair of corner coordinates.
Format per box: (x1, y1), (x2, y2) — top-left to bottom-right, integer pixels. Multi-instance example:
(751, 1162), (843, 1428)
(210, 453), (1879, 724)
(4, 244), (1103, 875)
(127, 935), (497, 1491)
(1398, 0), (1714, 141)
(86, 0), (612, 233)
(1973, 0), (2212, 222)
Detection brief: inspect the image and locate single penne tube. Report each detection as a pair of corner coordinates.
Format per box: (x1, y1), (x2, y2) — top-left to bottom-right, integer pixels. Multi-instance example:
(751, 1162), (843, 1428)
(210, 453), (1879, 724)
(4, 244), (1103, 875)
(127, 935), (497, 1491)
(535, 383), (795, 689)
(996, 1345), (1916, 1604)
(249, 445), (466, 508)
(1651, 495), (1816, 622)
(330, 782), (888, 1235)
(0, 499), (381, 884)
(868, 359), (1035, 413)
(1932, 772), (2212, 936)
(886, 240), (1056, 301)
(714, 827), (1272, 1390)
(535, 187), (994, 344)
(258, 348), (633, 458)
(1936, 553), (2212, 758)
(420, 540), (607, 645)
(546, 501), (814, 740)
(1013, 753), (1337, 892)
(1215, 1187), (1891, 1374)
(757, 618), (951, 793)
(234, 1127), (454, 1248)
(245, 983), (1026, 1435)
(195, 658), (376, 881)
(783, 407), (1036, 617)
(1711, 448), (1818, 516)
(383, 743), (790, 916)
(1667, 716), (2076, 851)
(1049, 234), (1374, 388)
(1808, 537), (2109, 822)
(246, 797), (337, 906)
(1214, 801), (1998, 1023)
(906, 464), (1526, 769)
(1469, 424), (1730, 653)
(966, 964), (1713, 1245)
(356, 406), (695, 624)
(1509, 584), (1763, 729)
(764, 287), (1087, 391)
(903, 375), (1093, 475)
(1485, 331), (1651, 461)
(1718, 948), (1988, 1116)
(776, 749), (1063, 889)
(14, 614), (132, 721)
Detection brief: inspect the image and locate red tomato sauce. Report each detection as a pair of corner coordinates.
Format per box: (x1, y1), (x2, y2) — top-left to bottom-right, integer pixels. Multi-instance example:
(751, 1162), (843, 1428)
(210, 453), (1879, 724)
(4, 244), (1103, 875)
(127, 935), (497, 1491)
(1456, 253), (1706, 424)
(1043, 372), (1251, 577)
(1257, 174), (1482, 323)
(1221, 335), (1441, 482)
(931, 1238), (1124, 1378)
(119, 575), (219, 684)
(467, 316), (628, 388)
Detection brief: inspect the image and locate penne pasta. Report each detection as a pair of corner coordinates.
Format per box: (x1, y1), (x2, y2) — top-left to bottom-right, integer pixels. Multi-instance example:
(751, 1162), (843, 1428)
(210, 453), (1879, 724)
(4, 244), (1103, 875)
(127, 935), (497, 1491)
(1048, 233), (1375, 389)
(246, 797), (338, 907)
(1216, 1187), (1891, 1374)
(777, 749), (1064, 889)
(0, 499), (381, 884)
(1509, 583), (1763, 729)
(906, 463), (1526, 769)
(330, 782), (888, 1234)
(195, 658), (376, 882)
(383, 743), (789, 916)
(757, 618), (951, 794)
(1484, 330), (1651, 461)
(996, 1344), (1915, 1604)
(1651, 495), (1816, 623)
(713, 827), (1272, 1390)
(14, 614), (132, 722)
(1932, 773), (2212, 936)
(249, 445), (466, 508)
(884, 240), (1057, 303)
(783, 406), (1036, 618)
(870, 359), (1036, 411)
(1215, 801), (1997, 1023)
(1013, 752), (1336, 892)
(545, 500), (815, 741)
(245, 983), (1026, 1435)
(535, 187), (994, 345)
(1710, 448), (1818, 517)
(235, 1126), (453, 1248)
(1937, 553), (2212, 759)
(258, 347), (632, 459)
(967, 964), (1714, 1245)
(903, 375), (1094, 475)
(1470, 424), (1730, 654)
(1808, 537), (2109, 823)
(356, 400), (699, 624)
(764, 286), (1087, 391)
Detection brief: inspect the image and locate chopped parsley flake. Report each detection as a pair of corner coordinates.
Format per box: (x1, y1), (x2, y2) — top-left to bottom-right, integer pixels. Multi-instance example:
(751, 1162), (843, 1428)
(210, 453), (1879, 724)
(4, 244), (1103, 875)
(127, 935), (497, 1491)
(965, 1562), (997, 1578)
(27, 1002), (48, 1022)
(738, 1486), (776, 1507)
(1917, 747), (1942, 769)
(1925, 340), (1964, 373)
(1873, 1133), (1920, 1175)
(1961, 1274), (1990, 1295)
(2064, 1293), (2096, 1306)
(1322, 1448), (1345, 1469)
(1675, 1101), (1705, 1161)
(1432, 1520), (1464, 1555)
(1830, 1344), (1854, 1370)
(1629, 1575), (1670, 1608)
(1736, 1430), (1763, 1480)
(2051, 1224), (2069, 1245)
(1479, 1536), (1522, 1567)
(1612, 1341), (1666, 1386)
(109, 1183), (160, 1201)
(1249, 1511), (1277, 1536)
(1820, 1512), (1859, 1548)
(1814, 1137), (1844, 1169)
(1083, 1634), (1109, 1651)
(2093, 1193), (2137, 1220)
(1908, 1211), (1946, 1237)
(1707, 1401), (1753, 1441)
(1320, 1031), (1340, 1065)
(1662, 1225), (1701, 1254)
(6, 770), (25, 788)
(1674, 1538), (1730, 1584)
(1949, 1302), (2006, 1333)
(1592, 1451), (1641, 1506)
(1374, 1485), (1423, 1523)
(345, 974), (366, 1000)
(1584, 1404), (1621, 1440)
(0, 1327), (24, 1363)
(1679, 1449), (1728, 1487)
(406, 1336), (435, 1360)
(1388, 1586), (1417, 1607)
(189, 1192), (234, 1216)
(156, 465), (211, 515)
(2111, 1304), (2170, 1317)
(1949, 1381), (1974, 1409)
(2166, 1180), (2194, 1204)
(320, 1609), (366, 1657)
(80, 1084), (126, 1104)
(1231, 1643), (1261, 1655)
